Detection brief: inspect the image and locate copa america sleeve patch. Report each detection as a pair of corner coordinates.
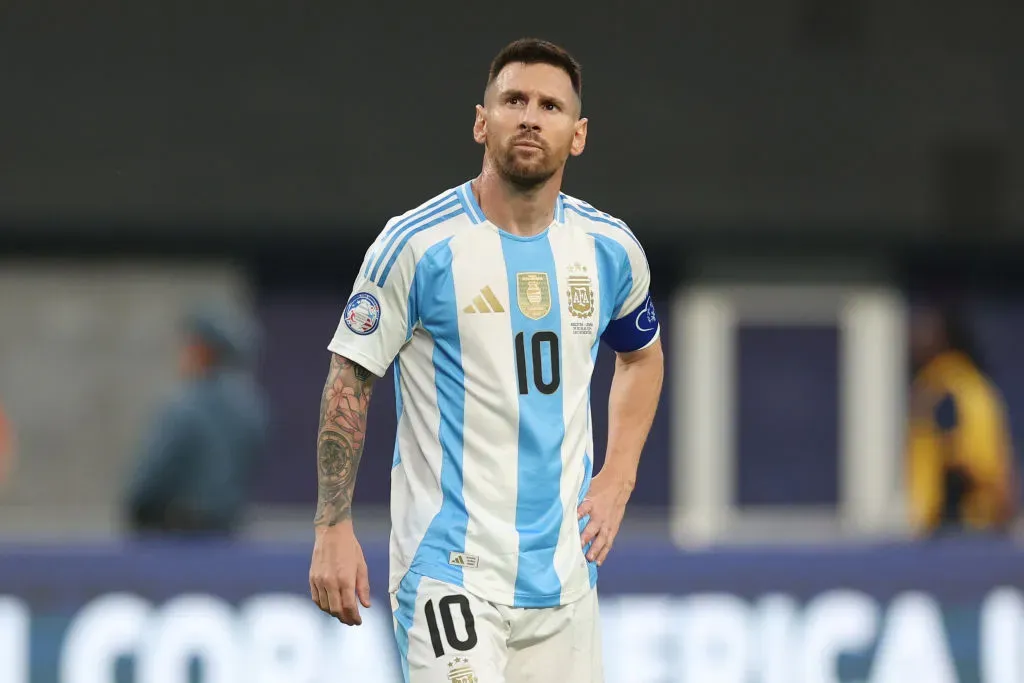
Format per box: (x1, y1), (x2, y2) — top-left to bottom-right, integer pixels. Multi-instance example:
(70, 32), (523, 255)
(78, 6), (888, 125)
(343, 292), (381, 335)
(602, 293), (659, 352)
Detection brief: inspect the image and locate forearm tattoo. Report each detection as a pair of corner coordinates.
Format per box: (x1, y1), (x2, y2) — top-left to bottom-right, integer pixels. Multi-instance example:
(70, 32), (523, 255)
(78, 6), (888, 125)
(314, 355), (375, 526)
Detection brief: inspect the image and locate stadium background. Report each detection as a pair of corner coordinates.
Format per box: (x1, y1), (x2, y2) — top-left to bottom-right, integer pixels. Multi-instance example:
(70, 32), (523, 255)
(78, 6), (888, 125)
(2, 1), (1024, 681)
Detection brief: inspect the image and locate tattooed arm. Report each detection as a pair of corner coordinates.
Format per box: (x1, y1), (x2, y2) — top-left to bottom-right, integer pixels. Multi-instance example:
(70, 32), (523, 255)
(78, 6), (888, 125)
(314, 354), (376, 526)
(309, 353), (377, 625)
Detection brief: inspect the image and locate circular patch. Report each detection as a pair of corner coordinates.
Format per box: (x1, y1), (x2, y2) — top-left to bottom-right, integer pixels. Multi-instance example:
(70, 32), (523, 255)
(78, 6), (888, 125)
(343, 292), (381, 335)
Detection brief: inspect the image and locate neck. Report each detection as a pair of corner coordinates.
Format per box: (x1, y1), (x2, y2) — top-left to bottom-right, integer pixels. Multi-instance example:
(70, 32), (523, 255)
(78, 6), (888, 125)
(472, 159), (562, 237)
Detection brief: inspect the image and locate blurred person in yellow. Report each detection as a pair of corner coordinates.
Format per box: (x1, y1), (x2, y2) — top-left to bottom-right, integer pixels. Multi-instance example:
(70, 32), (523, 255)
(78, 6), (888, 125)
(122, 305), (268, 537)
(907, 301), (1018, 536)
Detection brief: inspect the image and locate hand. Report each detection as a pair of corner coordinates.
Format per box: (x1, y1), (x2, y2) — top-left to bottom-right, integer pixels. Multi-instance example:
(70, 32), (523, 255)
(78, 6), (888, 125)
(577, 469), (634, 566)
(309, 521), (371, 625)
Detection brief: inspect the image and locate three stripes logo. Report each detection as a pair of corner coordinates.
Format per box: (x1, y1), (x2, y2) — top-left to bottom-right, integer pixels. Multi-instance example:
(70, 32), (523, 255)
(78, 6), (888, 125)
(448, 551), (480, 568)
(463, 286), (505, 314)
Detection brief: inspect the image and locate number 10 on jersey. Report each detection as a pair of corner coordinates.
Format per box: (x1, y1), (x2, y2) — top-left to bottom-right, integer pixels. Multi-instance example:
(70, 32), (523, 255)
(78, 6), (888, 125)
(514, 331), (561, 395)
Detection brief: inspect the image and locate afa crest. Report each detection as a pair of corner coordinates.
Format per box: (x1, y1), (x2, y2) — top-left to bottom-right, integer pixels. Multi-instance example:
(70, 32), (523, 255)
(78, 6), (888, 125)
(566, 263), (594, 319)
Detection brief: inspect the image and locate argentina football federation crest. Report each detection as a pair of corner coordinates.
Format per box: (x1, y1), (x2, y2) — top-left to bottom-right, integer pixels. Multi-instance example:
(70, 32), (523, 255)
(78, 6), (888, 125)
(566, 262), (595, 335)
(516, 272), (551, 320)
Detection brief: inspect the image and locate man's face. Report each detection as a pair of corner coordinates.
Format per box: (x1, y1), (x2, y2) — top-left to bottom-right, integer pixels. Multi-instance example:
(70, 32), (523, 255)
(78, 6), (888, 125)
(474, 62), (587, 189)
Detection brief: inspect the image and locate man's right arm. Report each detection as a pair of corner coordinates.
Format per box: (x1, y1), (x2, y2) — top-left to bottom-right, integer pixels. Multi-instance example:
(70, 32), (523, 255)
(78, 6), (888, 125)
(312, 219), (416, 624)
(314, 353), (377, 527)
(309, 352), (377, 625)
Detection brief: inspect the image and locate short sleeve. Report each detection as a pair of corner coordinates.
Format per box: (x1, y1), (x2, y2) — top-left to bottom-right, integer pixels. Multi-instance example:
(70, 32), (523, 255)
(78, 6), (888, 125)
(327, 224), (416, 378)
(600, 232), (660, 353)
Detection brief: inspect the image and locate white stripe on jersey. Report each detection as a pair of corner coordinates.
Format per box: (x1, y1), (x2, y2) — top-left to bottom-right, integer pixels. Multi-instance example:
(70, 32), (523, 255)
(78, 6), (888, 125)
(449, 227), (522, 604)
(389, 329), (444, 591)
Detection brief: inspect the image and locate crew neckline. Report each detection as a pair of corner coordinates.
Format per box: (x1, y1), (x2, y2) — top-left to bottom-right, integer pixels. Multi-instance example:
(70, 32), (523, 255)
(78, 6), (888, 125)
(457, 180), (565, 242)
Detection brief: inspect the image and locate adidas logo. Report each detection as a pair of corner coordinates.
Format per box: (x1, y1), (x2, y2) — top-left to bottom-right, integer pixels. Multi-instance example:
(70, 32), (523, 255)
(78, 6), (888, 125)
(449, 551), (480, 568)
(463, 286), (505, 314)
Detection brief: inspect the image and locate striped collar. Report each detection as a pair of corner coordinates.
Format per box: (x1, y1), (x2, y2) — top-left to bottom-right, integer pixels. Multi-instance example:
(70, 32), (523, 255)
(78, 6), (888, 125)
(457, 180), (566, 226)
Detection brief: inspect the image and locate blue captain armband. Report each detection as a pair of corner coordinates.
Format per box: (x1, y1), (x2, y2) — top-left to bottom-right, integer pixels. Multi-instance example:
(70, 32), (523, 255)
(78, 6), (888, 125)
(602, 293), (660, 352)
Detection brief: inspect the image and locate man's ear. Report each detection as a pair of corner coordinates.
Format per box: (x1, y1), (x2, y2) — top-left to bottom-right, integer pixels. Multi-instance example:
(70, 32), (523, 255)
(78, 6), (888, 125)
(570, 117), (588, 157)
(473, 104), (487, 145)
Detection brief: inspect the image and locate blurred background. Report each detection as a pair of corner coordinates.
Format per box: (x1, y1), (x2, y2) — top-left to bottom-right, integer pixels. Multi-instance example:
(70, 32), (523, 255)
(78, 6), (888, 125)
(2, 1), (1024, 681)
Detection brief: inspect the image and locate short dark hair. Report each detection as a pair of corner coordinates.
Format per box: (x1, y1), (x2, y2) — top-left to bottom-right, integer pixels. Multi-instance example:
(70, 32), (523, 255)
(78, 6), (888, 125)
(486, 38), (582, 105)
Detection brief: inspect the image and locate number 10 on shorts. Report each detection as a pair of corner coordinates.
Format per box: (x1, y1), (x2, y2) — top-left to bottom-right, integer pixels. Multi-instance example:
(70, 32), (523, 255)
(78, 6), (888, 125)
(425, 595), (478, 658)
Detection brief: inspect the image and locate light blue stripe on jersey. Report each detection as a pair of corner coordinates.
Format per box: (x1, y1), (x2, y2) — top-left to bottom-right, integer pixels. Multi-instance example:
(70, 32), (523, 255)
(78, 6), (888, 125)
(501, 231), (565, 606)
(369, 195), (462, 284)
(591, 233), (634, 323)
(365, 191), (456, 278)
(408, 238), (469, 587)
(394, 571), (422, 683)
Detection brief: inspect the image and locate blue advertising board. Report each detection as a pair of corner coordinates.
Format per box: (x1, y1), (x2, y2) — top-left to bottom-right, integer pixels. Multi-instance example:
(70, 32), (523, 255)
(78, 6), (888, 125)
(1, 537), (1023, 683)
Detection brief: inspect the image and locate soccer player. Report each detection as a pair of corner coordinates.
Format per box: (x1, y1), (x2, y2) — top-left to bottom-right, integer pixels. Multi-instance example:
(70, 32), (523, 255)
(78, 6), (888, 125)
(309, 38), (664, 682)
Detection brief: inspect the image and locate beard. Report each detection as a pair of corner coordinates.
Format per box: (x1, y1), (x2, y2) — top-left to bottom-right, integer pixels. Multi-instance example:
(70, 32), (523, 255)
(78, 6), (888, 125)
(489, 134), (561, 190)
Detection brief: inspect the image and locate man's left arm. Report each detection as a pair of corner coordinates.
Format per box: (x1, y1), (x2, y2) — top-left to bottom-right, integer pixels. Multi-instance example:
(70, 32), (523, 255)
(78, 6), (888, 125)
(578, 339), (664, 565)
(606, 339), (665, 480)
(577, 232), (663, 565)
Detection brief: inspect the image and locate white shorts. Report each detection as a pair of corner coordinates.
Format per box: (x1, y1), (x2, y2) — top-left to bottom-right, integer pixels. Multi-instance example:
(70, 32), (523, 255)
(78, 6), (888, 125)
(390, 573), (603, 683)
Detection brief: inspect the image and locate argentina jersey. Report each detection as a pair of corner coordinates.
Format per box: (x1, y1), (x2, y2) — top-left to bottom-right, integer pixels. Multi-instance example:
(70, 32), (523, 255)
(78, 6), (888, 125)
(328, 181), (659, 608)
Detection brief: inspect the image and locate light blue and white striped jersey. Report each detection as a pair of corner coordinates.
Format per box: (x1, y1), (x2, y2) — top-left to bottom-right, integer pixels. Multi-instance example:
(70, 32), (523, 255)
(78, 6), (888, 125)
(328, 181), (659, 608)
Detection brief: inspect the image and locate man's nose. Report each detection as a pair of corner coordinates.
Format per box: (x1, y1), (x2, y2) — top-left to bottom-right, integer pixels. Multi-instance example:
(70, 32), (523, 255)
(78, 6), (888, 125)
(519, 103), (541, 130)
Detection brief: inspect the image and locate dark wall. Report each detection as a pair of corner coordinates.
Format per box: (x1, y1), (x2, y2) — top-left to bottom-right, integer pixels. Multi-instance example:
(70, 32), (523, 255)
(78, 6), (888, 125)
(2, 0), (1021, 247)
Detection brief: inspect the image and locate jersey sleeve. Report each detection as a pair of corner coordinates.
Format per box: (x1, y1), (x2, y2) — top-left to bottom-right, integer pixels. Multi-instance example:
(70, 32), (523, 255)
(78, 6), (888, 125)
(600, 233), (660, 353)
(327, 224), (417, 378)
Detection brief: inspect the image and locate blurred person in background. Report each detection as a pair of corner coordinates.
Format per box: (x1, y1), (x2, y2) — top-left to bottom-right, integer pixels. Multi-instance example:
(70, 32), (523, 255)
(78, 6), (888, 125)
(123, 305), (268, 537)
(907, 300), (1018, 537)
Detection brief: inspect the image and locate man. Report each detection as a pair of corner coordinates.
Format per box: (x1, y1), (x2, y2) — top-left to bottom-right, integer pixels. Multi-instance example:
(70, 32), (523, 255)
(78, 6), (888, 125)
(907, 301), (1017, 536)
(309, 38), (664, 682)
(124, 305), (267, 536)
